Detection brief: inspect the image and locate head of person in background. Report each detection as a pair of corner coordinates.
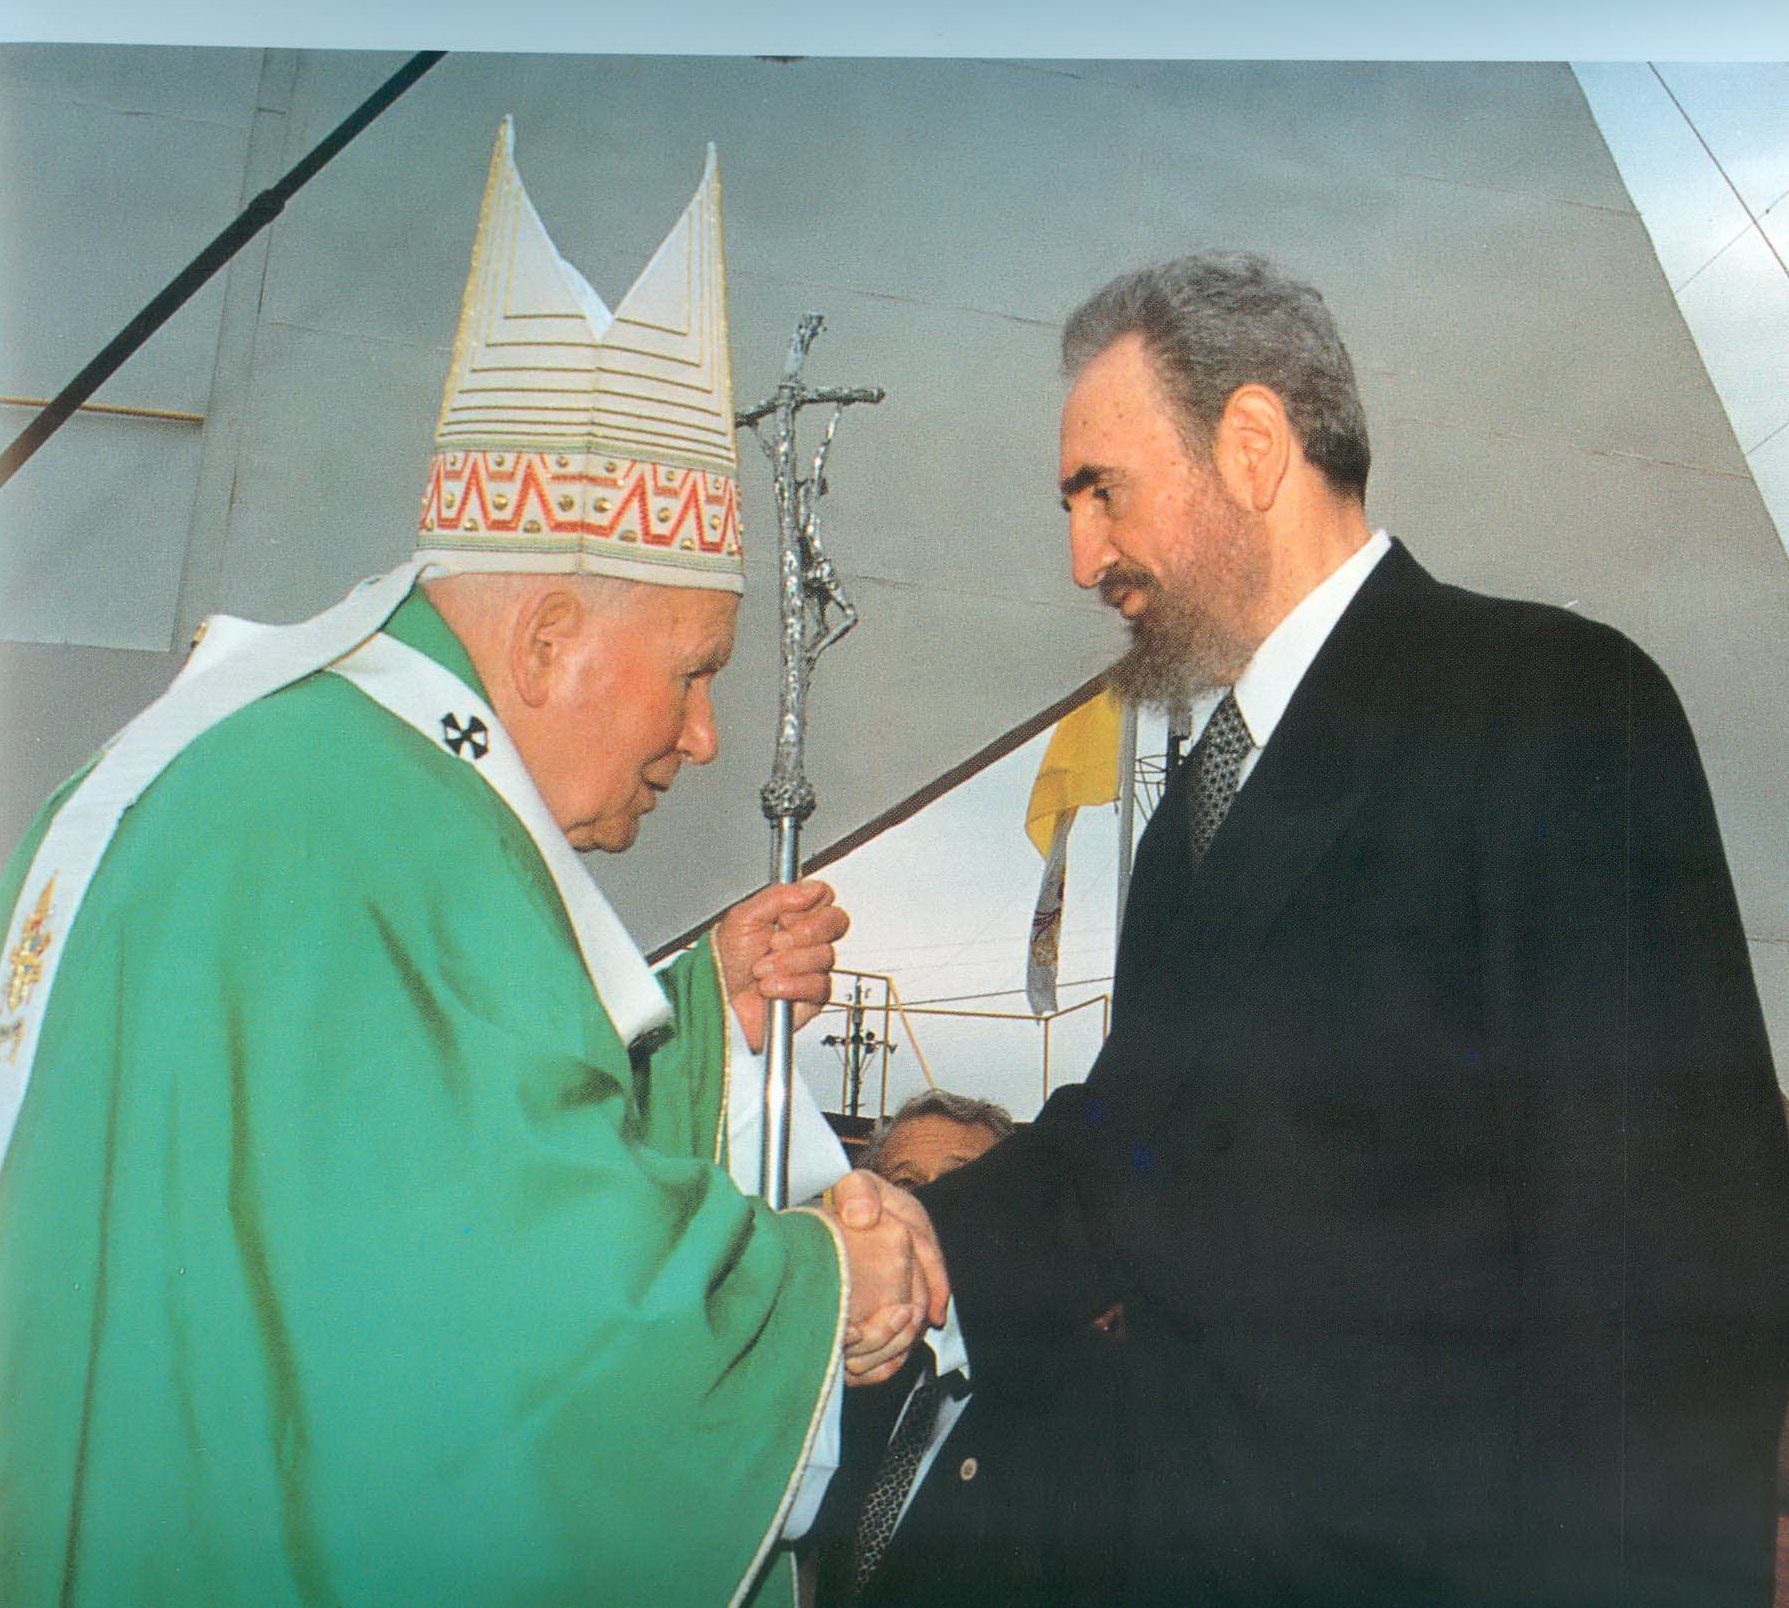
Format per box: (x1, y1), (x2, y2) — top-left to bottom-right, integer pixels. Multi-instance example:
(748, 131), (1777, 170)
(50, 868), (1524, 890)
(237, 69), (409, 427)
(861, 1091), (1015, 1191)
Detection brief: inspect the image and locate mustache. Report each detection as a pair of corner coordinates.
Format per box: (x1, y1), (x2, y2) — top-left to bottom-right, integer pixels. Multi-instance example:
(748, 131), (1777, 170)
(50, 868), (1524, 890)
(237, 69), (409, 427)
(1098, 565), (1161, 610)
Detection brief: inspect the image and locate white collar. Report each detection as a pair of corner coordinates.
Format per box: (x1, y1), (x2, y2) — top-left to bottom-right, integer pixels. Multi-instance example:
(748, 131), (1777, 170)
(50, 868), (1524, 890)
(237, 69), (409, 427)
(1198, 529), (1392, 747)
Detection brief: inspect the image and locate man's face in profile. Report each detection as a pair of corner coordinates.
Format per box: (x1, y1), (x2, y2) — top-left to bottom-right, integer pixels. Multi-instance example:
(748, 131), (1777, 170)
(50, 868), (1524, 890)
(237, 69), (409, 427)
(526, 586), (740, 853)
(873, 1115), (1002, 1191)
(1057, 332), (1268, 703)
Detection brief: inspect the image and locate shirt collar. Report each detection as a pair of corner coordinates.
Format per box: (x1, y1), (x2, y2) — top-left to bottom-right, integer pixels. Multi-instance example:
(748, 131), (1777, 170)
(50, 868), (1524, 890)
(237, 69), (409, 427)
(1206, 529), (1391, 748)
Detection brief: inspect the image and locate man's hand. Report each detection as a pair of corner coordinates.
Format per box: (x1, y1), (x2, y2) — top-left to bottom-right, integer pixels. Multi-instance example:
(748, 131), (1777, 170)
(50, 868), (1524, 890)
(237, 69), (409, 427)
(715, 880), (849, 1053)
(842, 1302), (928, 1387)
(824, 1169), (952, 1385)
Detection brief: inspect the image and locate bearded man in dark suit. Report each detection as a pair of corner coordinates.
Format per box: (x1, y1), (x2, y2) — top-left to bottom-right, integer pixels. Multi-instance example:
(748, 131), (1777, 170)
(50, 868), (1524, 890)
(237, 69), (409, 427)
(920, 253), (1789, 1607)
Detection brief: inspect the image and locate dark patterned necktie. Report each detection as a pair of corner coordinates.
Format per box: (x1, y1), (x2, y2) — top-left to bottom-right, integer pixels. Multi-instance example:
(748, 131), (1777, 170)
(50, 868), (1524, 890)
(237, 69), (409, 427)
(849, 1354), (961, 1598)
(1186, 691), (1253, 870)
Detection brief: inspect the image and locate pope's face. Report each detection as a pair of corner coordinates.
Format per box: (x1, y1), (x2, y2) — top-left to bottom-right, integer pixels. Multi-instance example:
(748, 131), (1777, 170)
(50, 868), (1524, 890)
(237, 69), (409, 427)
(873, 1114), (1003, 1191)
(532, 587), (740, 853)
(1058, 332), (1267, 700)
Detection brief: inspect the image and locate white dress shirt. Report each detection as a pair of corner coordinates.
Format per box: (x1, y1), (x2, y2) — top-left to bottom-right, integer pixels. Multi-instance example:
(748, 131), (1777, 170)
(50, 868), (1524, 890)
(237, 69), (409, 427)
(1188, 528), (1392, 774)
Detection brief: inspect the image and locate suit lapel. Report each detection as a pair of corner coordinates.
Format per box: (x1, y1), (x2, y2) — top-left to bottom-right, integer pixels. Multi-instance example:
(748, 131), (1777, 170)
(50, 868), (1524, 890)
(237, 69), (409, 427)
(1117, 542), (1435, 1055)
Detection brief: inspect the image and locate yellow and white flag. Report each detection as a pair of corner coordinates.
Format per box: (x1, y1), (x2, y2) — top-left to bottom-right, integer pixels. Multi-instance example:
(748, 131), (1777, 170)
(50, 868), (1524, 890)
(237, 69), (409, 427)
(1025, 688), (1122, 1015)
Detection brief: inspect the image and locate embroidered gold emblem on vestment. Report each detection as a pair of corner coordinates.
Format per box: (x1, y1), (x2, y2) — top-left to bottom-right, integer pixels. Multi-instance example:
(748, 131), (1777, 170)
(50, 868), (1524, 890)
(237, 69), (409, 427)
(5, 877), (57, 1014)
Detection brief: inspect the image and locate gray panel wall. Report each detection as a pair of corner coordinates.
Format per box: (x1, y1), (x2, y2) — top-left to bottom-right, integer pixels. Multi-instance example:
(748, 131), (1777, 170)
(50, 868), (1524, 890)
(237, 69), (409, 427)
(5, 49), (1787, 1068)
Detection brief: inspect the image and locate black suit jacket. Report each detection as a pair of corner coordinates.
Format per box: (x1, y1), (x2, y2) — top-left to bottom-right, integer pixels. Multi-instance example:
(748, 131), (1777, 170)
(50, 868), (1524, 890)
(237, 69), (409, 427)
(924, 542), (1789, 1607)
(809, 1354), (1045, 1608)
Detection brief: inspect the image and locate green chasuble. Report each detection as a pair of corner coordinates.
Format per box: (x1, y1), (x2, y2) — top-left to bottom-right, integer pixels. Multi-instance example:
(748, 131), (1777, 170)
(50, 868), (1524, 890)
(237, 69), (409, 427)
(0, 592), (842, 1607)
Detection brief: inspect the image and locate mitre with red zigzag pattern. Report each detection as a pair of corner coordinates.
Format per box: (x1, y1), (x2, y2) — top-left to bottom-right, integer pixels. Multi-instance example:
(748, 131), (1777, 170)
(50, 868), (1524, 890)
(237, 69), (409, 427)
(417, 118), (744, 593)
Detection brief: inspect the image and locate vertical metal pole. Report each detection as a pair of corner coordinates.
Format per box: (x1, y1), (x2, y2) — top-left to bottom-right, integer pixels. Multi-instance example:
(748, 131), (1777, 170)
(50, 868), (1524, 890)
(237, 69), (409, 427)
(760, 820), (802, 1205)
(738, 316), (882, 1208)
(1115, 697), (1138, 958)
(756, 325), (819, 1211)
(1167, 699), (1191, 770)
(845, 979), (868, 1118)
(880, 988), (894, 1117)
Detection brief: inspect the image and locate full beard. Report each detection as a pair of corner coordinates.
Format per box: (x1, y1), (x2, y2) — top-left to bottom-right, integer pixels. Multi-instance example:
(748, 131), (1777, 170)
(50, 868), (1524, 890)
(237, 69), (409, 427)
(1105, 583), (1252, 708)
(1103, 500), (1268, 710)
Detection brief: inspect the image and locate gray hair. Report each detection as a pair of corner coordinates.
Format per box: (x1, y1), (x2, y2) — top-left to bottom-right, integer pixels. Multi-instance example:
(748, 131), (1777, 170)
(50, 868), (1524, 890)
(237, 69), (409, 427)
(1062, 251), (1370, 499)
(860, 1089), (1015, 1175)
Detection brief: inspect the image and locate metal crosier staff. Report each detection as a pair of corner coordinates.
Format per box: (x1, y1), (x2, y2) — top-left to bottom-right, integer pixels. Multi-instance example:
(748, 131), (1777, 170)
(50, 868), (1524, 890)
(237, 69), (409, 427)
(735, 314), (884, 1207)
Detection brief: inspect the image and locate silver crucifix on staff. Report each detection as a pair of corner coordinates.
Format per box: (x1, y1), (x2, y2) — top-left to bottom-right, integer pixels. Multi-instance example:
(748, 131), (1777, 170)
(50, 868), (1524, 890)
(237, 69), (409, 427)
(736, 313), (884, 1209)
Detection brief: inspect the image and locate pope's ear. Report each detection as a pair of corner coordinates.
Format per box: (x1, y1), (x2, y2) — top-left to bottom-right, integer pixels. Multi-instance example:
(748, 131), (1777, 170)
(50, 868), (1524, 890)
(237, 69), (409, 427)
(509, 586), (586, 710)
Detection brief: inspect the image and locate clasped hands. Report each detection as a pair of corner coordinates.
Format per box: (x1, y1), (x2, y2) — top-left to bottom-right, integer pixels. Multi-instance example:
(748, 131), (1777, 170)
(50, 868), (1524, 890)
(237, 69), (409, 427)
(713, 880), (949, 1384)
(823, 1168), (950, 1386)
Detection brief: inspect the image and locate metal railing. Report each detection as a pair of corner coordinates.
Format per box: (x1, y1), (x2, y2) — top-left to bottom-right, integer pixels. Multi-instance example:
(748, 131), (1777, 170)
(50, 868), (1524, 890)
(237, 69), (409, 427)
(815, 967), (1110, 1119)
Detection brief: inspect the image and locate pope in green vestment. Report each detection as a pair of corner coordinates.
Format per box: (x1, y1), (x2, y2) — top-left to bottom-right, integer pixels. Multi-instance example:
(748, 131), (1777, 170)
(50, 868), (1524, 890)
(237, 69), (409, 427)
(0, 591), (844, 1606)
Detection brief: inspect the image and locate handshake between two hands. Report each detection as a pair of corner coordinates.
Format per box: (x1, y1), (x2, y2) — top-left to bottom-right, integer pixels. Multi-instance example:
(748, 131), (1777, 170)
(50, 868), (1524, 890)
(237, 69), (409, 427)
(819, 1169), (951, 1387)
(714, 883), (948, 1384)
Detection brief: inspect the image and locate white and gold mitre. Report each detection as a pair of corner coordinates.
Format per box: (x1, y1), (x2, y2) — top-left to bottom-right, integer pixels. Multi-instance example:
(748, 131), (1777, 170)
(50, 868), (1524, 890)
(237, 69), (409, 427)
(418, 119), (743, 591)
